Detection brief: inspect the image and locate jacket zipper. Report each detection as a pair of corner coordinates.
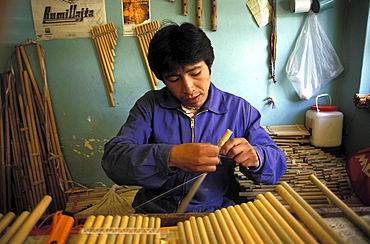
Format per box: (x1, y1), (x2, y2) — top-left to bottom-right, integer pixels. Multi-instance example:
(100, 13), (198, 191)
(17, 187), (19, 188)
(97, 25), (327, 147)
(176, 109), (207, 212)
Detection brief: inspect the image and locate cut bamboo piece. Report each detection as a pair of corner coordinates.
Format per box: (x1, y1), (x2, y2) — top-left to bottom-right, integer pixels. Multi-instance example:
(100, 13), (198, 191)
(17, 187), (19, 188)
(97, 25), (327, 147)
(277, 184), (344, 244)
(226, 206), (255, 244)
(0, 212), (16, 234)
(75, 215), (96, 244)
(246, 202), (283, 244)
(208, 212), (226, 244)
(0, 211), (30, 243)
(309, 174), (370, 239)
(196, 216), (210, 244)
(263, 192), (318, 244)
(202, 216), (218, 244)
(9, 195), (52, 244)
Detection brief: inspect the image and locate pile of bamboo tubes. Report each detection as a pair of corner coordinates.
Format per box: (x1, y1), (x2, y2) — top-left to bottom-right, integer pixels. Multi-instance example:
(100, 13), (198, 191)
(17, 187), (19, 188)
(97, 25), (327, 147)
(0, 195), (52, 244)
(74, 178), (370, 243)
(236, 143), (364, 208)
(91, 23), (118, 107)
(0, 40), (73, 214)
(136, 21), (161, 90)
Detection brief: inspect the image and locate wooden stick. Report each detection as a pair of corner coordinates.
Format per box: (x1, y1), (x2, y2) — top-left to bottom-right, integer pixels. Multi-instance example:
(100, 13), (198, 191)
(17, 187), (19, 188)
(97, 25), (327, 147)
(309, 174), (370, 239)
(176, 173), (207, 213)
(9, 195), (52, 244)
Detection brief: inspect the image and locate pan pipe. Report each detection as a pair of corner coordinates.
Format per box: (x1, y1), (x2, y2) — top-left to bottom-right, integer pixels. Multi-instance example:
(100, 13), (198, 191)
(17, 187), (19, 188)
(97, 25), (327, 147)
(136, 21), (161, 90)
(76, 179), (370, 243)
(91, 23), (118, 107)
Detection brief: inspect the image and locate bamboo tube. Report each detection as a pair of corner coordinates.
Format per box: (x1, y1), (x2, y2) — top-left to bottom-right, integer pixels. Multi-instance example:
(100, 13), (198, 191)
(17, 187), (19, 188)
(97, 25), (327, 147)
(86, 215), (105, 244)
(214, 209), (236, 244)
(226, 206), (255, 244)
(154, 217), (161, 244)
(9, 195), (52, 244)
(264, 192), (318, 244)
(139, 216), (150, 244)
(208, 212), (226, 244)
(132, 215), (143, 244)
(184, 220), (195, 244)
(246, 202), (283, 244)
(177, 221), (187, 244)
(211, 0), (217, 31)
(196, 217), (210, 244)
(253, 199), (296, 244)
(234, 205), (265, 244)
(202, 216), (218, 244)
(276, 184), (343, 244)
(123, 216), (137, 244)
(196, 0), (203, 28)
(236, 203), (274, 244)
(220, 208), (244, 243)
(177, 173), (207, 213)
(189, 216), (202, 244)
(106, 215), (122, 244)
(145, 216), (155, 244)
(97, 215), (114, 244)
(0, 211), (30, 243)
(116, 215), (130, 244)
(76, 215), (96, 244)
(309, 174), (370, 239)
(0, 212), (15, 234)
(182, 0), (188, 15)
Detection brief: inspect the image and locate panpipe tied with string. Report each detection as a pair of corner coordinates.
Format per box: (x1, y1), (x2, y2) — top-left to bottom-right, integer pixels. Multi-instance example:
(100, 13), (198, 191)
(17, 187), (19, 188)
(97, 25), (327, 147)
(91, 23), (118, 107)
(136, 21), (161, 90)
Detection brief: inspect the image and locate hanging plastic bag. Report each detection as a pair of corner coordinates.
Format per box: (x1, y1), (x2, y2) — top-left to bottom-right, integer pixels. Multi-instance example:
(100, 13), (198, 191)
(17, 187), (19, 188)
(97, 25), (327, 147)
(286, 11), (344, 100)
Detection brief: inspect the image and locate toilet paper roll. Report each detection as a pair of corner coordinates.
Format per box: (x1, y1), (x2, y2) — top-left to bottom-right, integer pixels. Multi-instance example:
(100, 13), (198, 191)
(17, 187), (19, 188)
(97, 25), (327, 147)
(290, 0), (312, 13)
(312, 0), (335, 13)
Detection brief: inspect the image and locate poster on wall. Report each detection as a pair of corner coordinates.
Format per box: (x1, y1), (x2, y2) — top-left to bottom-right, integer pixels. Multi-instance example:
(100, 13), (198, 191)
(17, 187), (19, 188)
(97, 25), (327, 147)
(31, 0), (107, 41)
(122, 0), (151, 36)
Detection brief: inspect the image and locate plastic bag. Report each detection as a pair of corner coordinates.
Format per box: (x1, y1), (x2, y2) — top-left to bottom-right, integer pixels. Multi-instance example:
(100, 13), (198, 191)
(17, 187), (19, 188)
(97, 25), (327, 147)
(286, 11), (344, 100)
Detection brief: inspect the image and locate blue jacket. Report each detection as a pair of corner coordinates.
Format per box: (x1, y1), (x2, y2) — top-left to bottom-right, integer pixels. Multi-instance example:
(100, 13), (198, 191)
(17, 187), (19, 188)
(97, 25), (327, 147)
(102, 83), (287, 213)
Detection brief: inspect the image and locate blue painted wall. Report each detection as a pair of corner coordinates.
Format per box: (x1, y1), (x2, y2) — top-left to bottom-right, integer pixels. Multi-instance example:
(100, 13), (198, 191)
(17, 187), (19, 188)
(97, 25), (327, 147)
(1, 0), (369, 186)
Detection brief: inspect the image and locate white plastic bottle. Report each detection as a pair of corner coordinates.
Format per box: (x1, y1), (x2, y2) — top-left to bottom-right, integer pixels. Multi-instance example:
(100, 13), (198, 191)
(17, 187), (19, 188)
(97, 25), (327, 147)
(305, 94), (344, 147)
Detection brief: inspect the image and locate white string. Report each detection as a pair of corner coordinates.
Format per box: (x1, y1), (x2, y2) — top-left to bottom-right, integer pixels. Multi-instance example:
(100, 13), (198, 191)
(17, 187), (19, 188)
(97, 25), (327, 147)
(132, 174), (204, 212)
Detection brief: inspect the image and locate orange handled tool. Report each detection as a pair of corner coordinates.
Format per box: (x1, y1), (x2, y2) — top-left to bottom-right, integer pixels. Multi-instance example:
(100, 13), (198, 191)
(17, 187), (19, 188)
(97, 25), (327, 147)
(46, 211), (75, 244)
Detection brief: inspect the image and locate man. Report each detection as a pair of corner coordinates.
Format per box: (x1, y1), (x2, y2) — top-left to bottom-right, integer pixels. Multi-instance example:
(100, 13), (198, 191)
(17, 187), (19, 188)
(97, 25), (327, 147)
(102, 22), (287, 213)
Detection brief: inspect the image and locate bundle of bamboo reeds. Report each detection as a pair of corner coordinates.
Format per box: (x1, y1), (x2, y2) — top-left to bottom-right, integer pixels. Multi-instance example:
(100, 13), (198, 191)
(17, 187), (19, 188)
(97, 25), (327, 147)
(0, 39), (73, 214)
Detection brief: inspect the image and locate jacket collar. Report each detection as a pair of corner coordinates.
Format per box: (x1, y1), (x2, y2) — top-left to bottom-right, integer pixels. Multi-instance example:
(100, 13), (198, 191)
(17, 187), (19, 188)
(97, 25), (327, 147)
(158, 82), (228, 115)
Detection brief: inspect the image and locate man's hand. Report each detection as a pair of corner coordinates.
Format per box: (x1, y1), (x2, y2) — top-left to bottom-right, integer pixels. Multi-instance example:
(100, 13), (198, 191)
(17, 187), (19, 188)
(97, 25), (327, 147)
(168, 143), (220, 173)
(220, 138), (260, 169)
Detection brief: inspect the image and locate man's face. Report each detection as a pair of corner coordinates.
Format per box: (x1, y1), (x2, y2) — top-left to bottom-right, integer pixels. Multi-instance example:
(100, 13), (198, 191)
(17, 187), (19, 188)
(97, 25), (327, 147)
(162, 61), (211, 108)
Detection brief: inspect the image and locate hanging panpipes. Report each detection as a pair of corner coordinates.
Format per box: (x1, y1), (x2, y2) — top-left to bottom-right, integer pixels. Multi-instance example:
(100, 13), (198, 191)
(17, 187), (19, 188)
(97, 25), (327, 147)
(0, 39), (74, 214)
(91, 23), (118, 106)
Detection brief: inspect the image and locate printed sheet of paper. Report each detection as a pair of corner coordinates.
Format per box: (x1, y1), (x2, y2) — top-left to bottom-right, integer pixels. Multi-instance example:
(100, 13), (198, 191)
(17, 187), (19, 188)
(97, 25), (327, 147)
(122, 0), (151, 36)
(31, 0), (106, 41)
(246, 0), (272, 28)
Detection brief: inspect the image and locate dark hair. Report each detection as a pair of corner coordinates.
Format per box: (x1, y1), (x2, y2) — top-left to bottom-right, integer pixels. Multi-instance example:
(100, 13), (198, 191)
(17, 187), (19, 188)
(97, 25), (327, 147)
(147, 22), (215, 81)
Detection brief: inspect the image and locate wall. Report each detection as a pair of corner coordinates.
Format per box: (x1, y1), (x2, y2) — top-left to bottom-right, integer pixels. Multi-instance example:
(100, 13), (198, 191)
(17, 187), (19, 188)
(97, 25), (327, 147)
(0, 0), (368, 187)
